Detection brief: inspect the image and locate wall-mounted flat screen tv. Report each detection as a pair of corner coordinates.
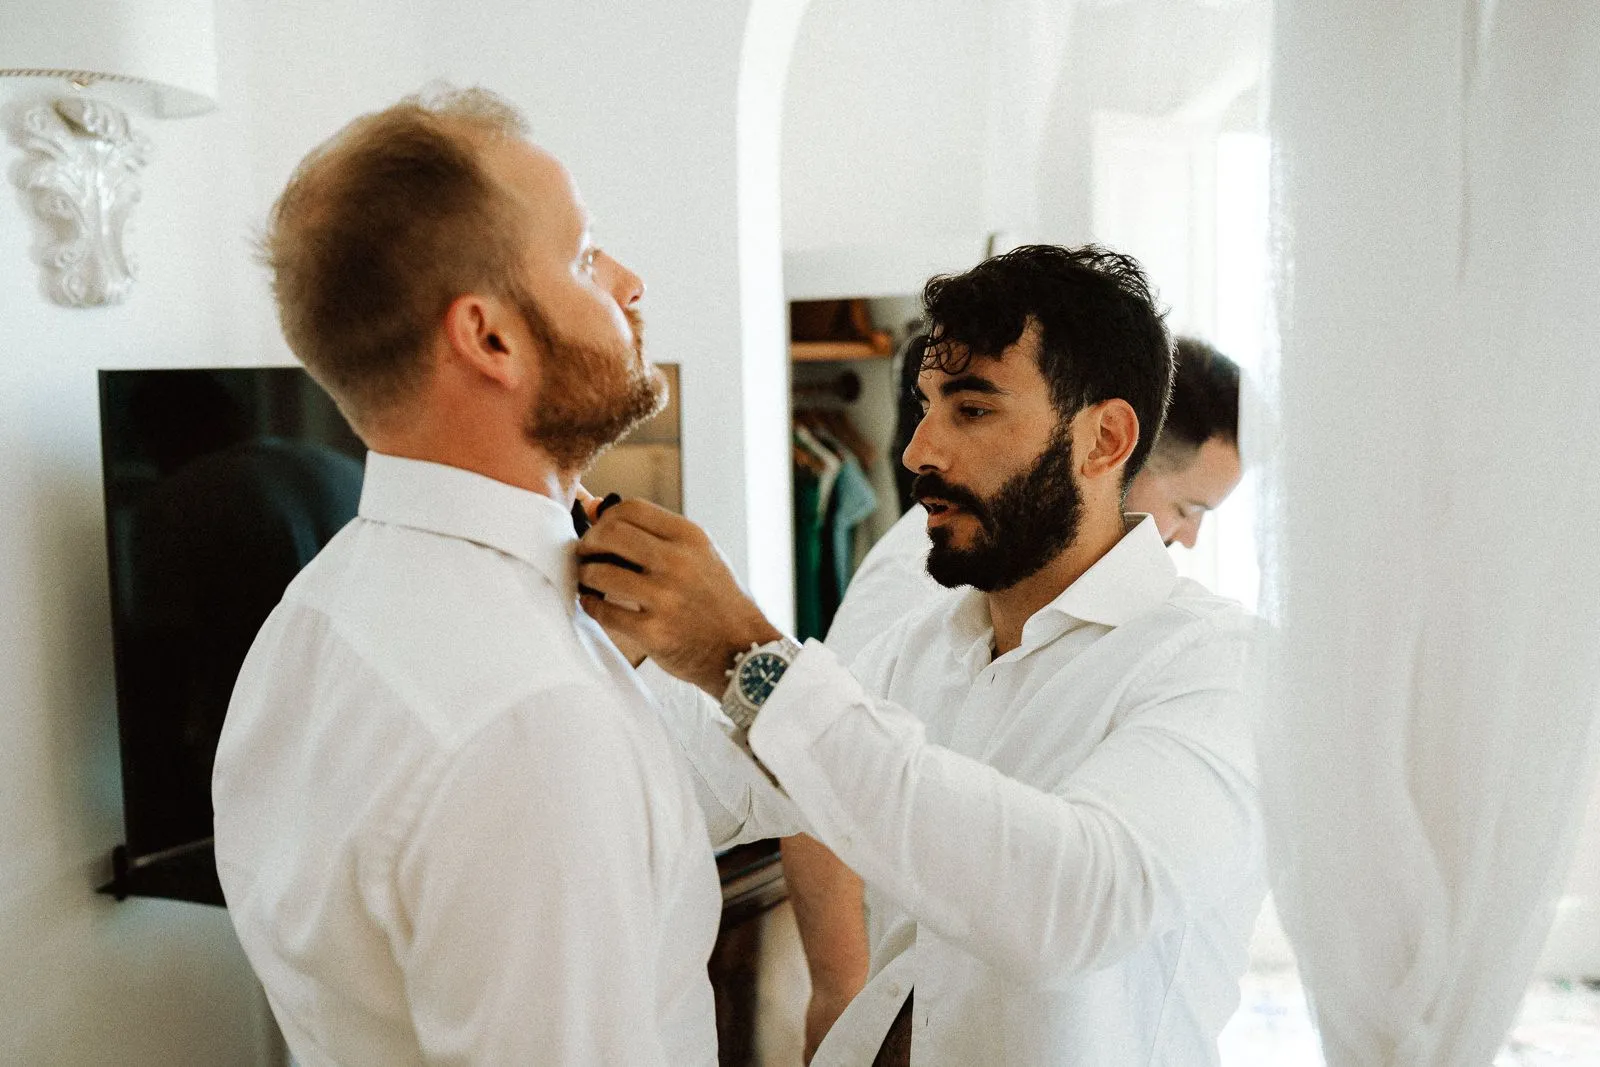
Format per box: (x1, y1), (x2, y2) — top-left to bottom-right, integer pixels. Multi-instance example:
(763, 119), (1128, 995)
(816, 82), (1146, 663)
(98, 367), (365, 905)
(96, 363), (683, 906)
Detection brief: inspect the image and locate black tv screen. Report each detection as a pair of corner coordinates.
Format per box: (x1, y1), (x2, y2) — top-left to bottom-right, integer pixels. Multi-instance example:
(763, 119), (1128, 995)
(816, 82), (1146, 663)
(98, 367), (365, 904)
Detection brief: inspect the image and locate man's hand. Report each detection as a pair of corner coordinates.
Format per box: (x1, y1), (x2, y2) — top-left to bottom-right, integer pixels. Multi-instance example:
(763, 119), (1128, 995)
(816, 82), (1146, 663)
(576, 499), (781, 695)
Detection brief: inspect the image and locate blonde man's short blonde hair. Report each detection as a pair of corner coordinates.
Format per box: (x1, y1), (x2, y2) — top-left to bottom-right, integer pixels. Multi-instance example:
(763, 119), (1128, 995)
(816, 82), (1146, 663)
(262, 85), (530, 429)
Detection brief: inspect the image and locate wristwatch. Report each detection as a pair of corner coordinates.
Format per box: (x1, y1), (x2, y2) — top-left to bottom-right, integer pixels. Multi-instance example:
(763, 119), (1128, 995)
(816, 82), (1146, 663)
(720, 636), (803, 732)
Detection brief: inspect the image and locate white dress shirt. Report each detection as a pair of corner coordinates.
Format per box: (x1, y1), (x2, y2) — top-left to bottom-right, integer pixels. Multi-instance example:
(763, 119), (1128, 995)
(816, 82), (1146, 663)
(213, 453), (722, 1067)
(657, 514), (1263, 1066)
(821, 504), (946, 665)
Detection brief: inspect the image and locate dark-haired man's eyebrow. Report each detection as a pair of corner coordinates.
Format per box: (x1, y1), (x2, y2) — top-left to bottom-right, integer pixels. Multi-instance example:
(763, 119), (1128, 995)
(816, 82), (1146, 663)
(939, 374), (1007, 399)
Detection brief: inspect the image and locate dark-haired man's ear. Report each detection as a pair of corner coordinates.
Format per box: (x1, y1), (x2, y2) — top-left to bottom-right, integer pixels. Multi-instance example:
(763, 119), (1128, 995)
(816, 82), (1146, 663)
(1078, 399), (1140, 481)
(441, 293), (526, 390)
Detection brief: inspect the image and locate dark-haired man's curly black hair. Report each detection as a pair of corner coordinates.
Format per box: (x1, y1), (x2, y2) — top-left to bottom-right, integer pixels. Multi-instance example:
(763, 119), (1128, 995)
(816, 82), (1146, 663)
(918, 243), (1173, 486)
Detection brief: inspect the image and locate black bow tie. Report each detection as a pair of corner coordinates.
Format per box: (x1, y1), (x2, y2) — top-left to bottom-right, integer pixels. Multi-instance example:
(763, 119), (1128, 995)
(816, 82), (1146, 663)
(572, 493), (640, 599)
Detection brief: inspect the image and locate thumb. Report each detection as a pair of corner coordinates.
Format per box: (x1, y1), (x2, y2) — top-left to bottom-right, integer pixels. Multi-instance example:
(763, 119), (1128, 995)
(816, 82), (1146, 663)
(580, 592), (644, 633)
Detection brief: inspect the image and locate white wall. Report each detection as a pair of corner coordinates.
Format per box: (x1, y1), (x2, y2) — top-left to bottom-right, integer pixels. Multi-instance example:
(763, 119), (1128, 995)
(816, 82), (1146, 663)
(738, 0), (812, 626)
(779, 0), (1266, 299)
(0, 6), (279, 1056)
(0, 1), (793, 1060)
(978, 0), (1074, 247)
(781, 0), (991, 298)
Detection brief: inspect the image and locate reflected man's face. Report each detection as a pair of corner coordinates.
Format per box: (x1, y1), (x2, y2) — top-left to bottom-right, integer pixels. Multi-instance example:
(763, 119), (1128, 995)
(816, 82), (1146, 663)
(1124, 436), (1242, 548)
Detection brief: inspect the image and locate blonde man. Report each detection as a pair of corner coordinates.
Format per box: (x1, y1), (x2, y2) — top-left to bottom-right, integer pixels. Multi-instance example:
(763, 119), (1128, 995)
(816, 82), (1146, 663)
(213, 87), (723, 1065)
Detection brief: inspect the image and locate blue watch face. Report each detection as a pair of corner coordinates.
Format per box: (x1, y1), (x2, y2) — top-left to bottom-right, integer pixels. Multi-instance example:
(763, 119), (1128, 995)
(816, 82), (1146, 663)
(738, 651), (789, 705)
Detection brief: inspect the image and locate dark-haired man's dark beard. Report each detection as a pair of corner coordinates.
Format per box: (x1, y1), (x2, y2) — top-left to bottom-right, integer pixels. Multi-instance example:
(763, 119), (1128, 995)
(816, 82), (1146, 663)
(521, 303), (667, 471)
(915, 427), (1083, 592)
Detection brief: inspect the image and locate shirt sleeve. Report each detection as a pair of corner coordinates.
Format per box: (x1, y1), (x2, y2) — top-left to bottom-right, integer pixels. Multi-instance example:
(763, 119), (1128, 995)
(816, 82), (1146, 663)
(636, 658), (807, 848)
(747, 623), (1259, 986)
(822, 505), (950, 667)
(390, 690), (680, 1065)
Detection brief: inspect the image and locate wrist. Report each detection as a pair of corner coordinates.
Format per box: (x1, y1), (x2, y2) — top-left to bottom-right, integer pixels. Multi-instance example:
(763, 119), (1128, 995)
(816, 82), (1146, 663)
(732, 624), (784, 663)
(698, 624), (784, 694)
(719, 632), (802, 733)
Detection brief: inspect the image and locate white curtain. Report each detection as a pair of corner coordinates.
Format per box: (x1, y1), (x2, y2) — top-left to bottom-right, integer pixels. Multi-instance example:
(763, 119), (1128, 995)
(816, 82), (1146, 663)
(1256, 2), (1600, 1062)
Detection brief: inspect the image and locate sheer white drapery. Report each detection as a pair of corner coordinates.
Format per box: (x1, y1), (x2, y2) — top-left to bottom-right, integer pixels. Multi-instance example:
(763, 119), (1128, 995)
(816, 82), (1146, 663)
(1256, 2), (1600, 1062)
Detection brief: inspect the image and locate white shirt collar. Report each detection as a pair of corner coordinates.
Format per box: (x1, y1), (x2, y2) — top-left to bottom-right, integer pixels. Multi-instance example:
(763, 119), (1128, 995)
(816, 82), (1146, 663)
(357, 452), (578, 605)
(1042, 513), (1178, 629)
(946, 513), (1179, 659)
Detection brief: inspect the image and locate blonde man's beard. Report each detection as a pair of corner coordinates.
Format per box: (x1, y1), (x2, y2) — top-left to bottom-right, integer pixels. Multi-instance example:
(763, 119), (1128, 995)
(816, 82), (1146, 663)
(521, 304), (667, 472)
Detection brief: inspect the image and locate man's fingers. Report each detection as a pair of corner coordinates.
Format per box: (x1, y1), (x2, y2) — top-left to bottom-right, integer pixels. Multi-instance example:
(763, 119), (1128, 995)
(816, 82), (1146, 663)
(593, 497), (700, 543)
(577, 558), (660, 610)
(579, 520), (670, 574)
(582, 593), (649, 636)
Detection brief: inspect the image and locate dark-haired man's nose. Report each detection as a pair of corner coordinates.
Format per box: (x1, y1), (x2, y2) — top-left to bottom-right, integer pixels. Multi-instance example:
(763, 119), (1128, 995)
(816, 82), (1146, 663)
(901, 414), (944, 474)
(1174, 518), (1201, 550)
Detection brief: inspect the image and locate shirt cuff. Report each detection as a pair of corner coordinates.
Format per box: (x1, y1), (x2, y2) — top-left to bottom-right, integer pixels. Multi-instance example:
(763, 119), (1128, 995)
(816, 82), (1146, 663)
(747, 640), (856, 759)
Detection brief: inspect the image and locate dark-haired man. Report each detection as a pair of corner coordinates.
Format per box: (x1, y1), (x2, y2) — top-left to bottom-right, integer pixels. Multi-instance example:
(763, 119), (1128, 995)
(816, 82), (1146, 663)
(788, 333), (1246, 1057)
(825, 334), (1242, 666)
(579, 246), (1263, 1065)
(213, 87), (725, 1064)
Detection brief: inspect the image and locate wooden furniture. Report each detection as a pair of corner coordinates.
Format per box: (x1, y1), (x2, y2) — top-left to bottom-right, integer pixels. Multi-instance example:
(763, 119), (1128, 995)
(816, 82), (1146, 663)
(711, 841), (789, 1066)
(790, 298), (893, 362)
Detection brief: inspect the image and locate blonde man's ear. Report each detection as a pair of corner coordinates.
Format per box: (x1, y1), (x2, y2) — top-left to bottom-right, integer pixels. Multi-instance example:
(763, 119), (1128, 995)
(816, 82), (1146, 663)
(440, 293), (528, 390)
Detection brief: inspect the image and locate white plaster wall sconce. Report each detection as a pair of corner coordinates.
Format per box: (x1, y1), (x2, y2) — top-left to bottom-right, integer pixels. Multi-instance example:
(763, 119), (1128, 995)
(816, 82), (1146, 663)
(0, 0), (218, 307)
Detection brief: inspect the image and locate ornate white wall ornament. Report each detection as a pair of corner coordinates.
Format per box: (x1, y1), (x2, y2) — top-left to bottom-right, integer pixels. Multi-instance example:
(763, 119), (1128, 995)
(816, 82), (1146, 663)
(17, 95), (151, 307)
(1, 0), (217, 307)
